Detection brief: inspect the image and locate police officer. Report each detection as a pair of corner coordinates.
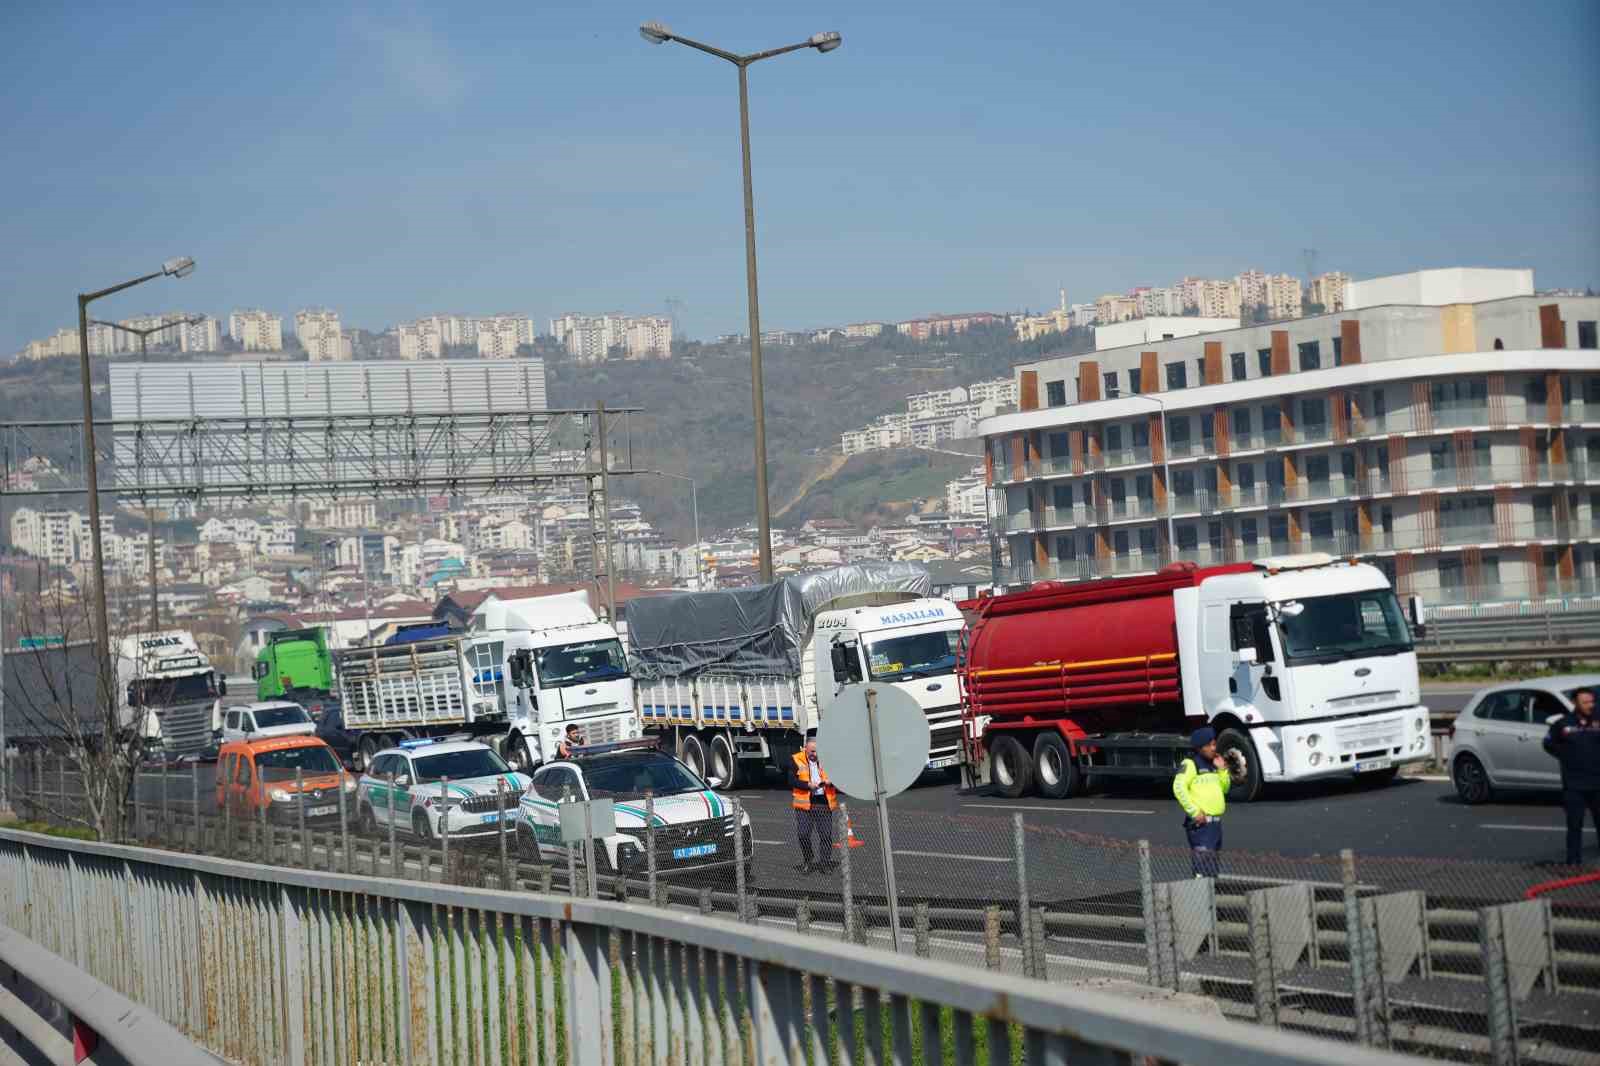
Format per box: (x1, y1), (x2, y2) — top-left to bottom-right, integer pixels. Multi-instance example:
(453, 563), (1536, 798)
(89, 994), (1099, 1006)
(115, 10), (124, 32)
(1544, 687), (1600, 867)
(556, 723), (582, 760)
(789, 728), (837, 873)
(1173, 726), (1231, 878)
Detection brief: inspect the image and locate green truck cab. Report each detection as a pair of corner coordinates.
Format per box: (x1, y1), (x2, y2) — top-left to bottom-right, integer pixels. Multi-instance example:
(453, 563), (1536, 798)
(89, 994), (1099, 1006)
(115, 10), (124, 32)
(253, 627), (334, 703)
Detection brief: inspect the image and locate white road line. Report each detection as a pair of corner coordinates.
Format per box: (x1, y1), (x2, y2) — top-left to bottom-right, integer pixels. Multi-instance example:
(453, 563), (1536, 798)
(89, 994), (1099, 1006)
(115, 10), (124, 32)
(964, 804), (1157, 816)
(1482, 824), (1566, 832)
(893, 849), (1012, 864)
(754, 839), (786, 846)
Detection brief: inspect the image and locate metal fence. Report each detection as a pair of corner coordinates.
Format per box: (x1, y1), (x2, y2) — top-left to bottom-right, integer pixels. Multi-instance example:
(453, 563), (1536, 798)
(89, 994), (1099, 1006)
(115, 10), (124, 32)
(6, 754), (1600, 1065)
(0, 824), (1426, 1066)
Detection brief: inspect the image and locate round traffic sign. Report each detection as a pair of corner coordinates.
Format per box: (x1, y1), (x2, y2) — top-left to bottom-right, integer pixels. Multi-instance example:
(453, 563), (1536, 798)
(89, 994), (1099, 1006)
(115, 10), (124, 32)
(815, 683), (930, 801)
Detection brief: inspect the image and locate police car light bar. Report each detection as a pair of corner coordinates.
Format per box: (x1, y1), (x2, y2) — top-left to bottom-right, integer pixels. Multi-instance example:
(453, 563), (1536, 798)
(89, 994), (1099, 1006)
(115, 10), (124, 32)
(395, 733), (476, 750)
(571, 738), (660, 757)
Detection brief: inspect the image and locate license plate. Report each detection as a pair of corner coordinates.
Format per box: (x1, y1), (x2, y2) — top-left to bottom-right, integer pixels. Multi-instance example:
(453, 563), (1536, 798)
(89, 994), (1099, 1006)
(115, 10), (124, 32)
(927, 756), (959, 770)
(672, 843), (718, 860)
(308, 805), (337, 817)
(479, 812), (500, 824)
(1354, 758), (1391, 774)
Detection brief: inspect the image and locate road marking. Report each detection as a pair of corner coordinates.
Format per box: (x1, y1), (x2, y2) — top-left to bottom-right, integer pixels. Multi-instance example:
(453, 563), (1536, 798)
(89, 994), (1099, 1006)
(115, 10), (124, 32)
(754, 839), (786, 846)
(1482, 824), (1566, 832)
(964, 804), (1157, 816)
(893, 849), (1012, 864)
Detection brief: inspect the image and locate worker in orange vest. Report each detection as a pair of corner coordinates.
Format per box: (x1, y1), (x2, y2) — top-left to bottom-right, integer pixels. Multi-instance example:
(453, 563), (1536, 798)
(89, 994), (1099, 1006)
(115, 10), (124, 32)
(789, 728), (838, 873)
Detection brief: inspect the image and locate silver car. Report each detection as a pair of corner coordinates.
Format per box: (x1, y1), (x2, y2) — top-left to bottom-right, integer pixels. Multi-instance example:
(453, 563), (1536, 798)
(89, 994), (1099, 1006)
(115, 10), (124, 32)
(1450, 674), (1600, 803)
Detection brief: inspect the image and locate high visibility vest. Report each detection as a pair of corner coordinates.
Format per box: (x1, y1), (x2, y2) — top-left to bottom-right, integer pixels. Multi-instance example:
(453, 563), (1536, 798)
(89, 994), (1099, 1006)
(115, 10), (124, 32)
(791, 751), (838, 811)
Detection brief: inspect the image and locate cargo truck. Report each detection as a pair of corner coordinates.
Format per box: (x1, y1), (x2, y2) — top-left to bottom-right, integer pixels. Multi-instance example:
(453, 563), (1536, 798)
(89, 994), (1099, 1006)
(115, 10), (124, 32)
(625, 563), (968, 789)
(115, 631), (226, 757)
(961, 554), (1430, 801)
(252, 627), (334, 705)
(334, 631), (499, 770)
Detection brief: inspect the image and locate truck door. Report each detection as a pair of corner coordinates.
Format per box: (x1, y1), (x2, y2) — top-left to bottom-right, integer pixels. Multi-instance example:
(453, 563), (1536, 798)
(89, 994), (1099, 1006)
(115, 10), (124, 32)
(1228, 603), (1282, 708)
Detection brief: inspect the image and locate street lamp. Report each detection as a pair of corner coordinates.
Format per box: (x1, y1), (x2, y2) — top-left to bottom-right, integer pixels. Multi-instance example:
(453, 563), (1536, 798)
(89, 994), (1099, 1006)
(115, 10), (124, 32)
(1124, 394), (1177, 560)
(76, 258), (196, 710)
(86, 315), (207, 631)
(639, 21), (842, 583)
(639, 470), (700, 587)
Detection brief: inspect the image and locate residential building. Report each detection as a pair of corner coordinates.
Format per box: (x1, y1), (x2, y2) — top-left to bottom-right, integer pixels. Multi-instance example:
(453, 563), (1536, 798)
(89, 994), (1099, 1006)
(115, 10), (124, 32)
(894, 312), (1003, 341)
(981, 269), (1600, 610)
(1263, 273), (1303, 320)
(175, 316), (221, 353)
(1309, 272), (1351, 313)
(229, 310), (284, 352)
(295, 309), (349, 361)
(1094, 294), (1141, 325)
(843, 322), (888, 339)
(1345, 267), (1533, 310)
(624, 316), (673, 359)
(840, 378), (1015, 456)
(9, 508), (83, 566)
(1236, 270), (1269, 311)
(475, 314), (531, 359)
(945, 467), (989, 518)
(552, 312), (671, 362)
(1194, 279), (1243, 319)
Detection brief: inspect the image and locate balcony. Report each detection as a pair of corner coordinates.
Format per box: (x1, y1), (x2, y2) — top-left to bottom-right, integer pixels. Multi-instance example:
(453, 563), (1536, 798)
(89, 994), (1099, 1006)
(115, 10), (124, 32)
(1294, 423), (1333, 445)
(1432, 404), (1491, 430)
(1042, 505), (1089, 529)
(1432, 576), (1600, 607)
(1102, 446), (1152, 469)
(1006, 512), (1034, 532)
(1040, 455), (1075, 476)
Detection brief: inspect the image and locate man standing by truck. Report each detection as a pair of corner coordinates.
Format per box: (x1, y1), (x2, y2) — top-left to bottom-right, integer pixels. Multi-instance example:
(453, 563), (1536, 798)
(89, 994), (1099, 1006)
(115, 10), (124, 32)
(790, 729), (837, 873)
(1173, 726), (1231, 878)
(1544, 687), (1600, 867)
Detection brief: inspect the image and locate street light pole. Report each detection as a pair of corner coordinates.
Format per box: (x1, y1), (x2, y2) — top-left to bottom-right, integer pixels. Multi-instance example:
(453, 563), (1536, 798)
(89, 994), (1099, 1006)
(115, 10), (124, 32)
(89, 314), (205, 632)
(641, 470), (699, 587)
(75, 258), (195, 710)
(640, 22), (842, 583)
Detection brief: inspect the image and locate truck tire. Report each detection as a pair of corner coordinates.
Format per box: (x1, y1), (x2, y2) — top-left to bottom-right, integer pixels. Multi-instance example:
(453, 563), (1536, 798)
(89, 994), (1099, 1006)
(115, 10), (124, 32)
(1032, 733), (1081, 800)
(355, 735), (381, 773)
(709, 733), (740, 790)
(1217, 727), (1263, 803)
(503, 733), (533, 774)
(988, 735), (1034, 799)
(680, 735), (708, 782)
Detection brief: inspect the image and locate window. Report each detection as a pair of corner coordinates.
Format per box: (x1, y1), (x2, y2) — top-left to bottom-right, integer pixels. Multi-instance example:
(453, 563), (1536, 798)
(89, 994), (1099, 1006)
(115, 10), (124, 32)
(1229, 603), (1273, 661)
(1195, 358), (1206, 384)
(253, 706), (310, 729)
(1333, 336), (1344, 366)
(1046, 381), (1067, 407)
(1372, 387), (1387, 425)
(255, 745), (342, 779)
(1268, 514), (1289, 544)
(1230, 352), (1247, 381)
(1201, 413), (1215, 449)
(1138, 527), (1157, 555)
(1208, 521), (1224, 551)
(1525, 377), (1548, 407)
(535, 639), (628, 688)
(1306, 455), (1331, 484)
(585, 755), (713, 799)
(1113, 529), (1130, 556)
(1167, 415), (1191, 449)
(1132, 421), (1149, 448)
(1298, 340), (1321, 371)
(1276, 590), (1413, 662)
(1236, 463), (1256, 491)
(1166, 361), (1188, 390)
(1241, 518), (1259, 547)
(1103, 371), (1121, 398)
(1128, 367), (1142, 394)
(1203, 465), (1219, 494)
(1380, 505), (1394, 535)
(1258, 349), (1273, 377)
(1056, 536), (1076, 562)
(1341, 450), (1357, 480)
(1052, 484), (1072, 511)
(1105, 424), (1123, 452)
(1432, 379), (1487, 408)
(1262, 402), (1283, 442)
(1173, 469), (1196, 498)
(1475, 692), (1526, 724)
(1176, 525), (1198, 551)
(1579, 321), (1598, 350)
(1308, 510), (1334, 539)
(1232, 407), (1252, 440)
(1048, 432), (1069, 458)
(1300, 397), (1327, 434)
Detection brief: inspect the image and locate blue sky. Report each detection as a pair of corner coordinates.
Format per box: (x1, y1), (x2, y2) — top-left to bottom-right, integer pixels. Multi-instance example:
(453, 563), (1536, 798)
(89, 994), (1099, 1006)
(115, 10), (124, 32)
(2, 0), (1596, 351)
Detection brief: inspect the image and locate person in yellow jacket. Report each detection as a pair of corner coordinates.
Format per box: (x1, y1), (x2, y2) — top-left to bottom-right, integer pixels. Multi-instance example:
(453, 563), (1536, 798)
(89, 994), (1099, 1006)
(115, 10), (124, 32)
(1173, 726), (1231, 878)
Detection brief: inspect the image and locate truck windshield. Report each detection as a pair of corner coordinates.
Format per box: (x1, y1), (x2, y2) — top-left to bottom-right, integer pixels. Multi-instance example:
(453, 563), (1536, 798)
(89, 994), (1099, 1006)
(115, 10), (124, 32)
(867, 630), (960, 680)
(256, 746), (342, 779)
(583, 756), (706, 800)
(253, 706), (311, 728)
(535, 639), (628, 688)
(414, 748), (510, 783)
(1276, 591), (1413, 664)
(129, 672), (215, 707)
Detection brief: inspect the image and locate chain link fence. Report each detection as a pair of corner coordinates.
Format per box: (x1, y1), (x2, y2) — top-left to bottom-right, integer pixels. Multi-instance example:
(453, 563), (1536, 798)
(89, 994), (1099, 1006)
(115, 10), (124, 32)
(5, 750), (1599, 1064)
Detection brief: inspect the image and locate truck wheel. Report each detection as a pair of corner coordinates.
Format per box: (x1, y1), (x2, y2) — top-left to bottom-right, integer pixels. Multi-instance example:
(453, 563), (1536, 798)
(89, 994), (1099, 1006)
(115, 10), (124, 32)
(709, 733), (740, 790)
(1032, 733), (1081, 800)
(503, 734), (533, 774)
(988, 735), (1034, 799)
(680, 735), (708, 782)
(355, 736), (380, 773)
(1217, 728), (1263, 802)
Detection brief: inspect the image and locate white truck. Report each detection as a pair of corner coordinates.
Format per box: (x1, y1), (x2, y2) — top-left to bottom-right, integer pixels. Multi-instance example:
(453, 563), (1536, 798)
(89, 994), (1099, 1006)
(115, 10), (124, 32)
(471, 590), (641, 773)
(115, 630), (226, 757)
(624, 563), (968, 789)
(335, 630), (502, 769)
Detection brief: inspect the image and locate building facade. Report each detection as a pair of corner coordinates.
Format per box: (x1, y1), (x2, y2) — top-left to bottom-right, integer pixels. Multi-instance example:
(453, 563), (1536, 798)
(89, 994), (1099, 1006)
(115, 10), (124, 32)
(295, 309), (349, 362)
(981, 273), (1600, 608)
(229, 310), (284, 352)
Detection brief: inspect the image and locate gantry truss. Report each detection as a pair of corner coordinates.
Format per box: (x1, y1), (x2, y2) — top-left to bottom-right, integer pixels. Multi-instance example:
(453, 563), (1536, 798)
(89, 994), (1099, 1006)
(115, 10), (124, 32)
(0, 407), (642, 504)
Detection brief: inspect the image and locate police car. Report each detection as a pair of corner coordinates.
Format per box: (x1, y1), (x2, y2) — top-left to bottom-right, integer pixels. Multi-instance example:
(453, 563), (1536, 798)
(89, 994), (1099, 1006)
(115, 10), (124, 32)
(517, 740), (753, 878)
(354, 739), (528, 842)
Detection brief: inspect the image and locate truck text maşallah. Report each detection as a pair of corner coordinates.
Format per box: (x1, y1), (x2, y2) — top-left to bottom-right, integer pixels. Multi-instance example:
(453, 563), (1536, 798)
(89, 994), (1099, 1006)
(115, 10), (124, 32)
(960, 554), (1430, 801)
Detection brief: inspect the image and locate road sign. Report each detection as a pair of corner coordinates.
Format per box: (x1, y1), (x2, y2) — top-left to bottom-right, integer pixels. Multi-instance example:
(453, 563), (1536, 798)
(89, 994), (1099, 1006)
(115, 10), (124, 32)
(559, 798), (616, 843)
(816, 683), (929, 802)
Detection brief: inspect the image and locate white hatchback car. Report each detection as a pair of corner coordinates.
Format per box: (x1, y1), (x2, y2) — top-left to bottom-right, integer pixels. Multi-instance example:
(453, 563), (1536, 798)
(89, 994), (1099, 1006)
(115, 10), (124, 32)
(1450, 674), (1600, 803)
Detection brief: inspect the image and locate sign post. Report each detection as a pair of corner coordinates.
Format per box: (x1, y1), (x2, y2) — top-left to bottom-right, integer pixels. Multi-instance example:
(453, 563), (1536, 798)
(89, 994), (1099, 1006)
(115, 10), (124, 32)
(817, 682), (929, 954)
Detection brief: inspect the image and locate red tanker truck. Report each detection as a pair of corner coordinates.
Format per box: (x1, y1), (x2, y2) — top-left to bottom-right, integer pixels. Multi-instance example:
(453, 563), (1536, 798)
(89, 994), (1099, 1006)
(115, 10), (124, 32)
(960, 553), (1430, 801)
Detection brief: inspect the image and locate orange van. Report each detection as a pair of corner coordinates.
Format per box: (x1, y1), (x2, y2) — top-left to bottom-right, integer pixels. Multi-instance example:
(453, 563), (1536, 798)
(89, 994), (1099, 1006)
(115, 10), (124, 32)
(216, 735), (354, 822)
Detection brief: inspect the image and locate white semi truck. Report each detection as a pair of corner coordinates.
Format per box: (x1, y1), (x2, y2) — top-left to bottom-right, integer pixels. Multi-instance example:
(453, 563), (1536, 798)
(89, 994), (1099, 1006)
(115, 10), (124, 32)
(115, 631), (225, 757)
(624, 563), (968, 789)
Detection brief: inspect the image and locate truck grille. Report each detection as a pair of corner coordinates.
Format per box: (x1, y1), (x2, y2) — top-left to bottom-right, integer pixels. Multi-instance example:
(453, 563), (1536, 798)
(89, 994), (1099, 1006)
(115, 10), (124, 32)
(455, 790), (524, 814)
(1335, 717), (1403, 753)
(158, 701), (215, 755)
(572, 715), (625, 745)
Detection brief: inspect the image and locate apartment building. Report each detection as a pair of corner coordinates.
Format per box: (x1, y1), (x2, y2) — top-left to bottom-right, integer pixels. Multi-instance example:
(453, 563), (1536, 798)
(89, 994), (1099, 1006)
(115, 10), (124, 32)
(1310, 271), (1351, 313)
(981, 268), (1600, 608)
(295, 309), (349, 362)
(229, 310), (284, 352)
(624, 315), (673, 359)
(1263, 273), (1303, 319)
(175, 316), (221, 353)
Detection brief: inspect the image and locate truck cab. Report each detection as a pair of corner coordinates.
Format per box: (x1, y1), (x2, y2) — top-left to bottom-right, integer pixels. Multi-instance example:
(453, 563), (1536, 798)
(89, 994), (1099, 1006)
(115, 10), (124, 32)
(469, 591), (640, 773)
(252, 627), (332, 704)
(116, 630), (226, 758)
(814, 598), (968, 771)
(1175, 555), (1430, 794)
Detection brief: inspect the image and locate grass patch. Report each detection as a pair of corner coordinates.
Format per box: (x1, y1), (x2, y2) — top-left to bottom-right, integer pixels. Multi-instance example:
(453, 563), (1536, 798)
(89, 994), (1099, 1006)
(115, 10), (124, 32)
(0, 818), (97, 841)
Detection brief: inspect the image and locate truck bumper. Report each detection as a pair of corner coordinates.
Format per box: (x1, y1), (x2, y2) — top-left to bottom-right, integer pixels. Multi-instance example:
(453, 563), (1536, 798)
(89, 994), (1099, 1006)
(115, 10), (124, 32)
(1258, 706), (1432, 781)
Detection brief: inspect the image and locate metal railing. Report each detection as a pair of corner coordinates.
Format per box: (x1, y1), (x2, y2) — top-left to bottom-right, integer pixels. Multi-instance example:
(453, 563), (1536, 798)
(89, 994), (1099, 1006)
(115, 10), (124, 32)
(0, 826), (1420, 1066)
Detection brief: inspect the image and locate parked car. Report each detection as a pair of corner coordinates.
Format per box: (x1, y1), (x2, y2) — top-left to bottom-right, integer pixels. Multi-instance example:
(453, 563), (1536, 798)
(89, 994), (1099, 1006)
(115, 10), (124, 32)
(218, 700), (316, 744)
(1450, 674), (1600, 803)
(355, 739), (528, 843)
(215, 735), (355, 823)
(518, 739), (753, 880)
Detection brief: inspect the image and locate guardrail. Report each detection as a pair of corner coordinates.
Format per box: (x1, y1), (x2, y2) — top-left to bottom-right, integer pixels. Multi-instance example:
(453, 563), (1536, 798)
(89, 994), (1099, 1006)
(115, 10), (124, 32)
(0, 827), (1414, 1066)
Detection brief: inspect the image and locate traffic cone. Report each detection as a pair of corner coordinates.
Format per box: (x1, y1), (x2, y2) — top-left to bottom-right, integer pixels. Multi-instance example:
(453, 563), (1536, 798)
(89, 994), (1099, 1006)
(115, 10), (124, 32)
(836, 817), (866, 849)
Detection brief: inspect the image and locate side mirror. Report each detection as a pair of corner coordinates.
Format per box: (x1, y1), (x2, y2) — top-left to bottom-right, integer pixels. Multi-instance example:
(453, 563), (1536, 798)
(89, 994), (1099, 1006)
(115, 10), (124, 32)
(393, 774), (410, 788)
(1408, 594), (1427, 638)
(1234, 646), (1258, 665)
(829, 643), (850, 676)
(218, 675), (229, 696)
